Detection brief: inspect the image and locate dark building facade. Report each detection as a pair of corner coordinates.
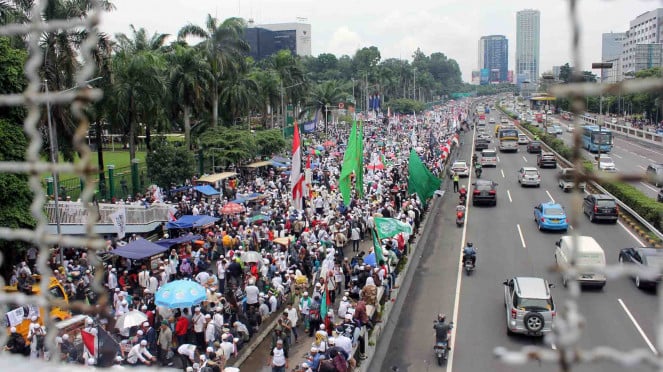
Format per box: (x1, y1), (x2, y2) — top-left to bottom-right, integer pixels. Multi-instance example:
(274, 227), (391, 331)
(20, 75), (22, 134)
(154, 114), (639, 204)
(479, 35), (508, 83)
(244, 27), (297, 60)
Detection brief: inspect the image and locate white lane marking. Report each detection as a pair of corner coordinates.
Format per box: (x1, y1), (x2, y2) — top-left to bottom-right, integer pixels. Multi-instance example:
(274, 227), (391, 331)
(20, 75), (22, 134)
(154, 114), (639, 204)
(617, 298), (658, 355)
(500, 169), (505, 178)
(613, 153), (623, 159)
(546, 190), (555, 203)
(516, 224), (526, 248)
(618, 220), (646, 247)
(640, 182), (660, 192)
(551, 343), (557, 350)
(507, 190), (513, 203)
(447, 122), (476, 372)
(497, 156), (501, 162)
(638, 165), (647, 170)
(569, 225), (574, 230)
(522, 156), (528, 162)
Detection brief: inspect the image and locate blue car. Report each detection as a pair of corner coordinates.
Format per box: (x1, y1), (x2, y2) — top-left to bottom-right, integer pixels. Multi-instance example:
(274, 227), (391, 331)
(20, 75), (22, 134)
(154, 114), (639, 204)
(534, 202), (569, 231)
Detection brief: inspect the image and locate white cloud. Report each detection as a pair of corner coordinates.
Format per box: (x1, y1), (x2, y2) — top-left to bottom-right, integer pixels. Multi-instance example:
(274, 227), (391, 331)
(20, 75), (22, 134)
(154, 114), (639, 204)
(326, 26), (362, 56)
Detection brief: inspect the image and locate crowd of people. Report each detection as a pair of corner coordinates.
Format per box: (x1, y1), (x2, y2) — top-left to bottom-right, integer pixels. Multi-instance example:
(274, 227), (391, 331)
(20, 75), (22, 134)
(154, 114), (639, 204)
(3, 103), (471, 371)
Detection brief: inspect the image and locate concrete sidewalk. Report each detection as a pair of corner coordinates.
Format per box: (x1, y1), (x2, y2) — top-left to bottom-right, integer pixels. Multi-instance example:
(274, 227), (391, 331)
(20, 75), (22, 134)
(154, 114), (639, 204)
(237, 237), (376, 371)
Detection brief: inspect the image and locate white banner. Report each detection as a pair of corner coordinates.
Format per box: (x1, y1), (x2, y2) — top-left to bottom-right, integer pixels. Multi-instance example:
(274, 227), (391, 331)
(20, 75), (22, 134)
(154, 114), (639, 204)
(110, 206), (127, 239)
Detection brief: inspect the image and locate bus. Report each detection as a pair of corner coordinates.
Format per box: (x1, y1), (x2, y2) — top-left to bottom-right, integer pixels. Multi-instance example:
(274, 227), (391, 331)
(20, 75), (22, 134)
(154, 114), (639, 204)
(498, 127), (519, 152)
(581, 125), (613, 153)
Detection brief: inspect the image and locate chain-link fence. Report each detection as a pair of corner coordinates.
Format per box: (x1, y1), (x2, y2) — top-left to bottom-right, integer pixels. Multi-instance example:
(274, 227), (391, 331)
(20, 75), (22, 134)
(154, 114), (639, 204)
(494, 1), (663, 371)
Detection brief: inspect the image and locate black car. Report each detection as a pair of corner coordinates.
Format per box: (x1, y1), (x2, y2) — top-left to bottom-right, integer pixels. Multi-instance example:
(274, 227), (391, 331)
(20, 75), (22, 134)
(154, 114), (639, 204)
(583, 194), (618, 223)
(527, 141), (542, 153)
(472, 179), (498, 206)
(537, 152), (557, 168)
(618, 247), (663, 288)
(658, 188), (663, 203)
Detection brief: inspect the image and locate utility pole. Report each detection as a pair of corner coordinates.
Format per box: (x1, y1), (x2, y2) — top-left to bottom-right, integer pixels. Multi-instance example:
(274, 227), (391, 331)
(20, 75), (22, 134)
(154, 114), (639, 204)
(413, 68), (417, 101)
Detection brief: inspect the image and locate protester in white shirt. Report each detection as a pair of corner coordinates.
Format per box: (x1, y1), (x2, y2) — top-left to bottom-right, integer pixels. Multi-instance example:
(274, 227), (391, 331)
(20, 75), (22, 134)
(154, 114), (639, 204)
(126, 340), (155, 365)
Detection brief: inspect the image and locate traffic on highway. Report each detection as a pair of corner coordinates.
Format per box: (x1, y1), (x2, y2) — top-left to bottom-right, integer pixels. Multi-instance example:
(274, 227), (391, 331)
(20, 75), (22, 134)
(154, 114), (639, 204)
(382, 102), (660, 372)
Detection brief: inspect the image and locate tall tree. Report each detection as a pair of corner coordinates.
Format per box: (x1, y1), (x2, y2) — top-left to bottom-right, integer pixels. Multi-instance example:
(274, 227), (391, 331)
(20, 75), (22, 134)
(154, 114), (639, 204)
(178, 16), (249, 127)
(168, 44), (212, 149)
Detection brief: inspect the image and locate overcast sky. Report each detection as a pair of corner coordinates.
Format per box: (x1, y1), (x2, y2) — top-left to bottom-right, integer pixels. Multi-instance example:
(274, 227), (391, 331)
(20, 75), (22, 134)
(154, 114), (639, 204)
(101, 0), (660, 82)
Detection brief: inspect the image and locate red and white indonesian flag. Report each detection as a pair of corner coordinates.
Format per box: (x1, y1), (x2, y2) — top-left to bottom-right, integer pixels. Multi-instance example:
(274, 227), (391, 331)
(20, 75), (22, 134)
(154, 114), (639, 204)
(290, 123), (305, 210)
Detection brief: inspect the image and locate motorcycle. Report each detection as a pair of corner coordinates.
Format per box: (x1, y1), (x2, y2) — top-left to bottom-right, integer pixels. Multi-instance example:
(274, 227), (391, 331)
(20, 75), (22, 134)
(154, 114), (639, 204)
(459, 188), (467, 204)
(464, 256), (475, 276)
(475, 165), (482, 179)
(456, 205), (466, 227)
(433, 322), (454, 365)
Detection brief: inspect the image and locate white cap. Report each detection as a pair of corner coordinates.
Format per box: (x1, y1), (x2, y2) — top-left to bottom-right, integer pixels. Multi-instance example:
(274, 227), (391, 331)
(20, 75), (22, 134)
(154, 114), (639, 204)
(206, 346), (214, 353)
(115, 356), (123, 362)
(10, 327), (16, 333)
(195, 307), (201, 312)
(200, 355), (207, 361)
(140, 340), (147, 346)
(62, 334), (69, 340)
(88, 358), (95, 365)
(342, 296), (347, 301)
(137, 330), (144, 336)
(205, 314), (211, 319)
(328, 337), (336, 345)
(192, 363), (200, 369)
(115, 288), (120, 292)
(142, 322), (149, 327)
(31, 316), (37, 322)
(186, 368), (194, 372)
(344, 313), (352, 320)
(319, 324), (325, 330)
(141, 305), (147, 310)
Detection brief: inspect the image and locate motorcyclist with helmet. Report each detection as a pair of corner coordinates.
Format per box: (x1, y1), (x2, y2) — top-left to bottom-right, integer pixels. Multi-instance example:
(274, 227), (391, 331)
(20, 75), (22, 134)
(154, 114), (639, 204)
(433, 313), (452, 345)
(463, 242), (477, 267)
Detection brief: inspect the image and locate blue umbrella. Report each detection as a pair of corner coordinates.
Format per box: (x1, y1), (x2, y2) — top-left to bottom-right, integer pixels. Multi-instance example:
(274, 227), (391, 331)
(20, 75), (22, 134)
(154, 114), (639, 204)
(315, 145), (325, 151)
(155, 280), (207, 309)
(363, 252), (377, 267)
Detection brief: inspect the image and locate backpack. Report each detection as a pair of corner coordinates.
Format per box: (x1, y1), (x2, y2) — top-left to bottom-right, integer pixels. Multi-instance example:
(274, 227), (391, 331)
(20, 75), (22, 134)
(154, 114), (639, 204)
(318, 359), (337, 372)
(332, 354), (348, 372)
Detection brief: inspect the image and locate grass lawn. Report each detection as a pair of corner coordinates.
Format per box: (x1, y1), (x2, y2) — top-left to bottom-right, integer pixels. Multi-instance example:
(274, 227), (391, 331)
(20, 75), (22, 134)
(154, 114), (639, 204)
(42, 150), (146, 181)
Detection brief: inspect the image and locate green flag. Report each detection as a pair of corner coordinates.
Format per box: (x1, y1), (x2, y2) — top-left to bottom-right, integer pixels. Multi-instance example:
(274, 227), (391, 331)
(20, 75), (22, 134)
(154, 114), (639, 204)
(355, 121), (364, 198)
(338, 121), (357, 204)
(374, 217), (413, 239)
(372, 228), (384, 262)
(408, 149), (441, 205)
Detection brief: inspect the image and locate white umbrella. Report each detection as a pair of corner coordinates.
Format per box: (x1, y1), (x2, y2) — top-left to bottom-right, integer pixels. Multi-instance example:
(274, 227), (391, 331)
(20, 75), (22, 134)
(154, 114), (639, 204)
(115, 310), (147, 329)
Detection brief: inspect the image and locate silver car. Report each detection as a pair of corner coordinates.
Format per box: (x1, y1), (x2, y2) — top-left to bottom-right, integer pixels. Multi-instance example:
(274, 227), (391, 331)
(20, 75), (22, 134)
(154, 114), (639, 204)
(503, 277), (555, 336)
(518, 167), (541, 187)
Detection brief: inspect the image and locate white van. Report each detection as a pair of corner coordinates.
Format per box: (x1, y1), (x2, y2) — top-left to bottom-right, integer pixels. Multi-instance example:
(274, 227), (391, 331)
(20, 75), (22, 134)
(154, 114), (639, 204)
(480, 149), (497, 167)
(554, 236), (606, 288)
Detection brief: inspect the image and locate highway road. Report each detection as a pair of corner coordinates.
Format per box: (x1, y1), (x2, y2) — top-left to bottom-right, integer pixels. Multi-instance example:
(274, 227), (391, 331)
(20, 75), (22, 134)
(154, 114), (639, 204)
(382, 109), (659, 372)
(549, 115), (662, 200)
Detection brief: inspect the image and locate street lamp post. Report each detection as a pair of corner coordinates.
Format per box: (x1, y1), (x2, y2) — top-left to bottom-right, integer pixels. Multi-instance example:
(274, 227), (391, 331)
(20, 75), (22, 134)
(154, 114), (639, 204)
(45, 76), (102, 265)
(280, 81), (304, 134)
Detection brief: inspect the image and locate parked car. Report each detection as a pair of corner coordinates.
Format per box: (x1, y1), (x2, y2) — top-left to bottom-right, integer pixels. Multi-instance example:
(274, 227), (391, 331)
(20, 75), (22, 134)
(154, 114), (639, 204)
(527, 141), (542, 154)
(537, 152), (557, 168)
(618, 247), (663, 288)
(503, 277), (555, 336)
(583, 194), (618, 223)
(533, 202), (569, 231)
(518, 167), (541, 187)
(472, 179), (498, 206)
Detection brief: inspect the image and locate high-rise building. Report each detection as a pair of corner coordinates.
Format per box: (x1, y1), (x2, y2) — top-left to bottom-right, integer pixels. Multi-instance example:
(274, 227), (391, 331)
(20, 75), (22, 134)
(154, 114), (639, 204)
(601, 32), (626, 81)
(477, 35), (508, 82)
(552, 65), (561, 80)
(516, 9), (541, 84)
(621, 9), (663, 79)
(244, 20), (312, 60)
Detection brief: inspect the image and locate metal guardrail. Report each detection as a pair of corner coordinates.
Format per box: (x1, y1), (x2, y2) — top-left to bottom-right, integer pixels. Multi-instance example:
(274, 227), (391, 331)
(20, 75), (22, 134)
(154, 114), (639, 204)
(503, 107), (663, 243)
(43, 202), (171, 225)
(603, 122), (663, 146)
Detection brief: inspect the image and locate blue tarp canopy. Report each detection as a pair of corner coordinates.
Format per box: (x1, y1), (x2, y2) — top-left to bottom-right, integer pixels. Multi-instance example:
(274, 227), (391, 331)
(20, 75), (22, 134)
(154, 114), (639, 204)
(232, 192), (265, 204)
(271, 161), (288, 168)
(166, 215), (219, 229)
(155, 234), (203, 248)
(271, 156), (290, 165)
(110, 239), (168, 260)
(168, 186), (191, 194)
(193, 185), (220, 196)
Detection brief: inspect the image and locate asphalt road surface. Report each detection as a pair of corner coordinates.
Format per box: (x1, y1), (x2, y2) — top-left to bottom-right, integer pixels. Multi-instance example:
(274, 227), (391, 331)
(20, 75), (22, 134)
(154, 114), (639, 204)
(553, 116), (662, 200)
(383, 110), (659, 372)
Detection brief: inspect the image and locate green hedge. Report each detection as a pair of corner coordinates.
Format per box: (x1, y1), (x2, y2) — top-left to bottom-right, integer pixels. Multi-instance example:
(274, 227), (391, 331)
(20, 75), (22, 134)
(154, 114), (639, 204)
(500, 106), (663, 232)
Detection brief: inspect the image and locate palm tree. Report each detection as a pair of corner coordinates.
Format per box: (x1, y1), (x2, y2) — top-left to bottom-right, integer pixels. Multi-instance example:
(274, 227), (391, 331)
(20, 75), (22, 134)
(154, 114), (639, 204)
(111, 26), (170, 152)
(251, 68), (281, 128)
(178, 15), (249, 127)
(220, 68), (259, 128)
(301, 80), (349, 133)
(110, 50), (167, 162)
(168, 44), (212, 149)
(265, 50), (308, 121)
